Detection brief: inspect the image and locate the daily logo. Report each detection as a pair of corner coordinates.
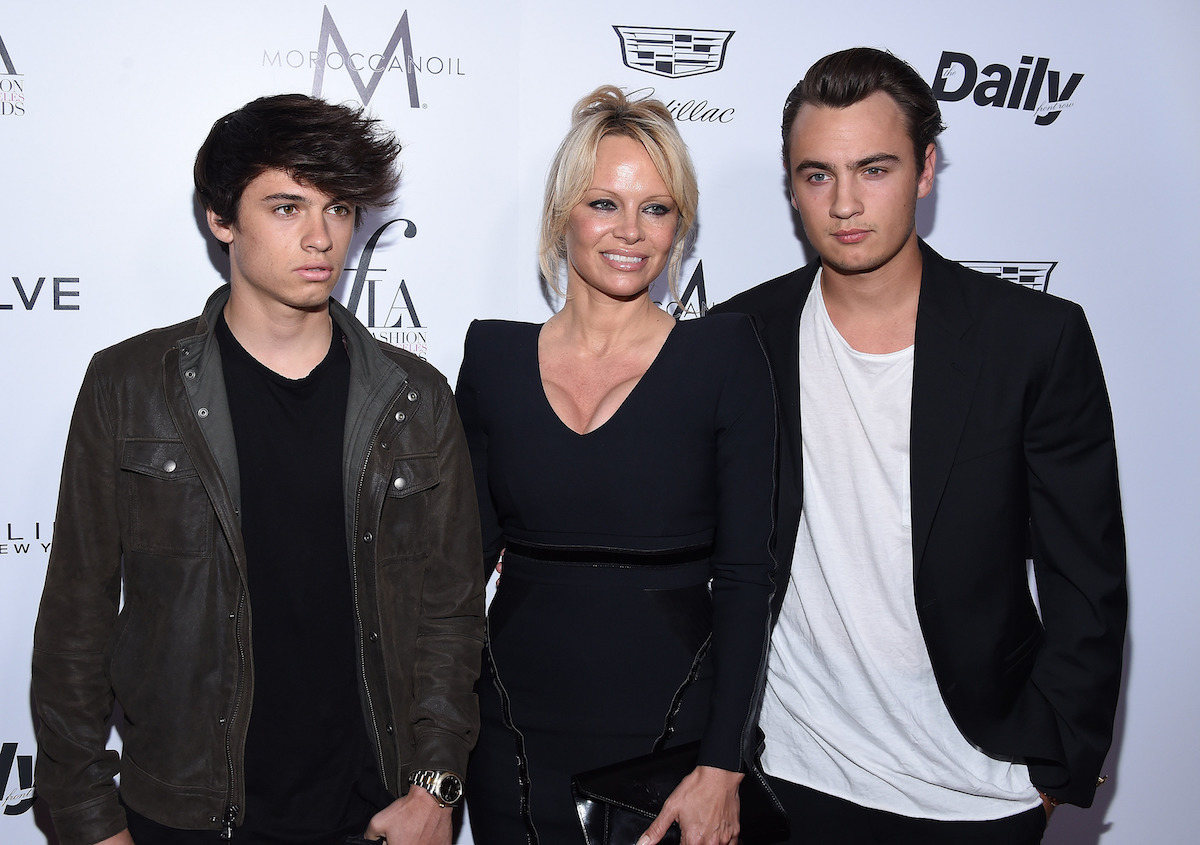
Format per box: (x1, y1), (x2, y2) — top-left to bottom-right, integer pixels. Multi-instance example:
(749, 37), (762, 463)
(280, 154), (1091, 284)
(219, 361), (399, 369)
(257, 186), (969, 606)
(341, 218), (428, 357)
(1, 277), (80, 312)
(264, 7), (466, 109)
(0, 31), (25, 118)
(1, 743), (35, 816)
(962, 261), (1057, 293)
(614, 27), (734, 79)
(932, 51), (1082, 126)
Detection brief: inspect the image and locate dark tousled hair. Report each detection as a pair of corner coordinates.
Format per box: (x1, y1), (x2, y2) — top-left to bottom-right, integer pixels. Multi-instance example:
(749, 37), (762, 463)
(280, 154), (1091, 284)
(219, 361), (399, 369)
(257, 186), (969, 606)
(194, 94), (402, 234)
(781, 47), (945, 171)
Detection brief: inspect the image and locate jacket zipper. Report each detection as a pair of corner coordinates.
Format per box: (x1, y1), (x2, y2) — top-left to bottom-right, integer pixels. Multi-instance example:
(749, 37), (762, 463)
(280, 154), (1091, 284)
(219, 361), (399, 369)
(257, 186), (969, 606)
(220, 589), (246, 839)
(351, 383), (406, 788)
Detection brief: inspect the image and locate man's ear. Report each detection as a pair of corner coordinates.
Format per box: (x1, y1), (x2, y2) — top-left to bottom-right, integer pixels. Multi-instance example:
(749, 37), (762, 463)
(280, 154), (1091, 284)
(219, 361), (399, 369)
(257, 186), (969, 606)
(917, 143), (936, 199)
(206, 208), (235, 246)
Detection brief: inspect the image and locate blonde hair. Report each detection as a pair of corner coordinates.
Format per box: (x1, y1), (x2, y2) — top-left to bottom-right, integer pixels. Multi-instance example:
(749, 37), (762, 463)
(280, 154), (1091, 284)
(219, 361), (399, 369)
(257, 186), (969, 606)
(538, 85), (698, 298)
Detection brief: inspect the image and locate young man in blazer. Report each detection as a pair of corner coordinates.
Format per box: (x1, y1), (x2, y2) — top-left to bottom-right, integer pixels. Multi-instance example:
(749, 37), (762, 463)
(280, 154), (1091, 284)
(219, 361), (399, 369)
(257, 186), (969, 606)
(713, 48), (1126, 843)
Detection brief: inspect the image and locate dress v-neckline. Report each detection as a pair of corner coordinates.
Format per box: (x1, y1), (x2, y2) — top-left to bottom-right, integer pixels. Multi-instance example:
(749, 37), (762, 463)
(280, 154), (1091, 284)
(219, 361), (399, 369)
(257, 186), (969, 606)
(535, 321), (678, 437)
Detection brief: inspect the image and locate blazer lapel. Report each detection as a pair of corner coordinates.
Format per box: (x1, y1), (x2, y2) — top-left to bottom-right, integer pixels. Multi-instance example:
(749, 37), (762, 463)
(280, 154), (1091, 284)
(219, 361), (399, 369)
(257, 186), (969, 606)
(770, 266), (816, 506)
(910, 245), (982, 576)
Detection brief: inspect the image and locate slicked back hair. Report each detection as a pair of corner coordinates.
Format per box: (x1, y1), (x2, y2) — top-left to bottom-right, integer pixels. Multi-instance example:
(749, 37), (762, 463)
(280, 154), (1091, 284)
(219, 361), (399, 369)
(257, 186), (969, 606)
(781, 47), (945, 172)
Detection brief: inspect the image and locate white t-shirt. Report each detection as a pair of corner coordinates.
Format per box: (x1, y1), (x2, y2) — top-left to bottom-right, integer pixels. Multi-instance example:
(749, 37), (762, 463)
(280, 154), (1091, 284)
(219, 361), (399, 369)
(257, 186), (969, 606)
(758, 273), (1040, 820)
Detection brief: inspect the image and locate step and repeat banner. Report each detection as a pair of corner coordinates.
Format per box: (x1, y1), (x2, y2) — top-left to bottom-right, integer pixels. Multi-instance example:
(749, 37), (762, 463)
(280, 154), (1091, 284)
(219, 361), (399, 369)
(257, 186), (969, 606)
(3, 1), (1196, 842)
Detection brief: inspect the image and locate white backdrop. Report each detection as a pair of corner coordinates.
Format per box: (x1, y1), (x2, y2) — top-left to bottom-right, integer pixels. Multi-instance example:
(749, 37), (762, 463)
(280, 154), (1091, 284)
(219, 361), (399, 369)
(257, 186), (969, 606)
(3, 2), (1197, 842)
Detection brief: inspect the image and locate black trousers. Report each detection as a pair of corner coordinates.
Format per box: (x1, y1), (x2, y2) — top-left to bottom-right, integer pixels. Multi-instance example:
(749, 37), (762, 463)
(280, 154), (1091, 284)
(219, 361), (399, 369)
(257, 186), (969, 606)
(766, 775), (1047, 845)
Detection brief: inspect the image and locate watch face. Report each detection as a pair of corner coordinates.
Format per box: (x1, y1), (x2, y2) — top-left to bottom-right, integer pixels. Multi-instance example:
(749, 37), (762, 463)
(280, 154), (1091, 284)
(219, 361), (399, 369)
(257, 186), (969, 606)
(438, 774), (463, 804)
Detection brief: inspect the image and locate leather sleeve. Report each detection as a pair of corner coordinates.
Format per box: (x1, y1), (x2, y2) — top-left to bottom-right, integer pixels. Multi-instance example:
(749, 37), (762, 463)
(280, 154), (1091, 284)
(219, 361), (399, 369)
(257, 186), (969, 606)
(406, 377), (487, 776)
(31, 352), (129, 845)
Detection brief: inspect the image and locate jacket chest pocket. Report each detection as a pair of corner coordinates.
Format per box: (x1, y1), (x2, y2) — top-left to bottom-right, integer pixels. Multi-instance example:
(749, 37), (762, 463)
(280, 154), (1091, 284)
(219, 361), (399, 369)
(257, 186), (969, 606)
(120, 439), (213, 558)
(378, 453), (440, 563)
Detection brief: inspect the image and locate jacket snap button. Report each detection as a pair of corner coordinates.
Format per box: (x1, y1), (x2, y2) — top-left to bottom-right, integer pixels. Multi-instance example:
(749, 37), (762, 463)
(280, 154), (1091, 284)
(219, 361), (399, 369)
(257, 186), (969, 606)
(163, 460), (177, 473)
(185, 369), (196, 380)
(369, 631), (379, 642)
(363, 532), (374, 543)
(197, 408), (209, 418)
(218, 716), (227, 725)
(407, 391), (418, 402)
(395, 411), (406, 422)
(393, 477), (406, 490)
(386, 724), (394, 734)
(380, 441), (390, 450)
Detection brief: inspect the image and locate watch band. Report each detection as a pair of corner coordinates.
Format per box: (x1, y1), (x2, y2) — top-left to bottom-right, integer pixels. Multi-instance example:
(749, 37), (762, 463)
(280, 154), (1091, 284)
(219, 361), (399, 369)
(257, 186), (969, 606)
(408, 769), (464, 807)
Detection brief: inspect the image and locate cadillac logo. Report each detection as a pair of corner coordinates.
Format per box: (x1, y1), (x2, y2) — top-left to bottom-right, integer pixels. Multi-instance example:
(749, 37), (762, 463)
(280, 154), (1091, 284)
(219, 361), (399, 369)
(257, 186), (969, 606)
(613, 26), (734, 79)
(962, 261), (1057, 292)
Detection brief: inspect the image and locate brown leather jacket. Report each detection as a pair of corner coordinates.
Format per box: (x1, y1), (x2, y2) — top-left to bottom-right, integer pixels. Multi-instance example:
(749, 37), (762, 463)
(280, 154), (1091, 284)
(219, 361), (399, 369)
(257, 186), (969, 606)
(32, 287), (485, 845)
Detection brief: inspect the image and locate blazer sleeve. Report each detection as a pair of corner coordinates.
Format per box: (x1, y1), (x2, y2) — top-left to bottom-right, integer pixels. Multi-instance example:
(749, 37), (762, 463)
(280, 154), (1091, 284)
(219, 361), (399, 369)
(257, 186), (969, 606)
(698, 316), (780, 771)
(455, 321), (506, 576)
(1024, 302), (1127, 806)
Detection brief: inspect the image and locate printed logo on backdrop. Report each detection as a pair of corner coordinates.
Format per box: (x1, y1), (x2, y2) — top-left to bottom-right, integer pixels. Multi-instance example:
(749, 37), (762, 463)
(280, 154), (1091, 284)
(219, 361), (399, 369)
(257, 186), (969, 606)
(340, 219), (428, 357)
(614, 26), (737, 125)
(962, 261), (1057, 292)
(0, 522), (51, 557)
(1, 277), (80, 312)
(614, 27), (734, 79)
(932, 51), (1083, 126)
(0, 32), (25, 117)
(263, 6), (468, 110)
(1, 743), (35, 816)
(654, 261), (709, 320)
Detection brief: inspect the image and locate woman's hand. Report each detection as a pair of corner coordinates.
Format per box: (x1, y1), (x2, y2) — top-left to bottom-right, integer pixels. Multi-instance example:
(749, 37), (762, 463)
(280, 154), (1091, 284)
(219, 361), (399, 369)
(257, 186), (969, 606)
(637, 765), (743, 845)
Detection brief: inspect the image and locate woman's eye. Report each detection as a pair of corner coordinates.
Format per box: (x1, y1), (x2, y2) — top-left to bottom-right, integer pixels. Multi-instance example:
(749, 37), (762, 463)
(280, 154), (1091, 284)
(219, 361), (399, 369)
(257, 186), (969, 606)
(589, 199), (617, 211)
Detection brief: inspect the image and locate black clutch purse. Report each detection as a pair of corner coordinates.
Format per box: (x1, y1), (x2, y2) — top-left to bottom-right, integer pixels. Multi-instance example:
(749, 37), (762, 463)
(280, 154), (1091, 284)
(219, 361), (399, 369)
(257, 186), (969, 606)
(571, 740), (789, 845)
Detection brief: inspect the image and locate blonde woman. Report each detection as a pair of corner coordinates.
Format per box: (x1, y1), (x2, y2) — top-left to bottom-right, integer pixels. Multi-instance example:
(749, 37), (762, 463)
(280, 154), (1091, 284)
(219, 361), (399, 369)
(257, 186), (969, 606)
(457, 86), (776, 845)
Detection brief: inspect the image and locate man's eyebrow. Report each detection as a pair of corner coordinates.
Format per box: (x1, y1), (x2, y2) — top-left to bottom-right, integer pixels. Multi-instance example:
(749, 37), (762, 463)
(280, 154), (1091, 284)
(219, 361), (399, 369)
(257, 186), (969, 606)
(260, 192), (307, 203)
(794, 153), (903, 173)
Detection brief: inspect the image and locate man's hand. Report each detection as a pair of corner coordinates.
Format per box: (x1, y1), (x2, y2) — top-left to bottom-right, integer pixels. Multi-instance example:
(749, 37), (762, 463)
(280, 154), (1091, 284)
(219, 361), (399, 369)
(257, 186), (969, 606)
(93, 831), (135, 845)
(364, 787), (453, 845)
(637, 765), (743, 845)
(1039, 791), (1059, 821)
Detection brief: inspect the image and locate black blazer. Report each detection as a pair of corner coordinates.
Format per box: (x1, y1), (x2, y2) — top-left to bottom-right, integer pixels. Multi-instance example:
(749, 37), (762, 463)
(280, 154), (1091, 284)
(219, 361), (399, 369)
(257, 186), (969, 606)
(713, 241), (1126, 806)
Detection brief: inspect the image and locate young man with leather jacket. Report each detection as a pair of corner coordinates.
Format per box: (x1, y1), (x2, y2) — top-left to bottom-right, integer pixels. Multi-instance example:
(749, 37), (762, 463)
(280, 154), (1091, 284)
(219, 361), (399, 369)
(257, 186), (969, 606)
(32, 94), (485, 845)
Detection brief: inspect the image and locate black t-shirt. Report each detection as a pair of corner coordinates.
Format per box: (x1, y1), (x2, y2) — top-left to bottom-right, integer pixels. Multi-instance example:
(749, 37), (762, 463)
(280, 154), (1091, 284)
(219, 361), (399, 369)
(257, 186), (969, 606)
(126, 316), (391, 843)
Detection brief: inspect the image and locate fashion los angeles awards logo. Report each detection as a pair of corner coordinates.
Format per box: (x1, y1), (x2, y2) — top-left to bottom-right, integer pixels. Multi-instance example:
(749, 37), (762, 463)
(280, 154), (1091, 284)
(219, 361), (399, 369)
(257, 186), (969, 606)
(932, 51), (1083, 126)
(1, 742), (35, 816)
(614, 26), (737, 125)
(340, 218), (428, 357)
(263, 6), (468, 109)
(654, 260), (709, 321)
(962, 261), (1057, 292)
(0, 31), (25, 117)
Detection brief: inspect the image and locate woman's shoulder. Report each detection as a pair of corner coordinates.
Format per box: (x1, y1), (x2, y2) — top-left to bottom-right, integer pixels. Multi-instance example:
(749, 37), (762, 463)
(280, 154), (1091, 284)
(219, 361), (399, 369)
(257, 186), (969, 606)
(671, 311), (764, 358)
(465, 318), (540, 345)
(463, 319), (539, 362)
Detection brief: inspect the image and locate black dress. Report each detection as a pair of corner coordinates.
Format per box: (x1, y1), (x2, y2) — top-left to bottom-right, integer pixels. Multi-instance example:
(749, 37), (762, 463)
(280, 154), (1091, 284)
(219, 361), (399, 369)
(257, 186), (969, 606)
(455, 314), (777, 844)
